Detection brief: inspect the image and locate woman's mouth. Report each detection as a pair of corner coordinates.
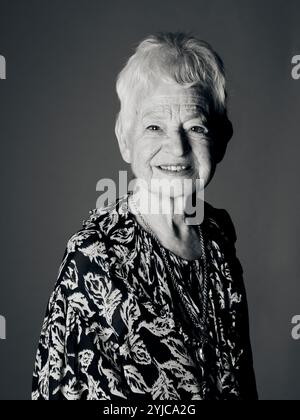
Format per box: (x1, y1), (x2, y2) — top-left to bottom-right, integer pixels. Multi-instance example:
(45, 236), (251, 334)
(156, 165), (193, 175)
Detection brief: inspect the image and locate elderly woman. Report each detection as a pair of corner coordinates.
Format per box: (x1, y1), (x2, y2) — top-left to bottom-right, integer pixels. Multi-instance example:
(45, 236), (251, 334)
(32, 32), (258, 400)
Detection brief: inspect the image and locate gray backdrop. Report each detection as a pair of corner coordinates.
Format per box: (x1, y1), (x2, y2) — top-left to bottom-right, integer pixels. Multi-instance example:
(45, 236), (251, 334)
(0, 0), (299, 400)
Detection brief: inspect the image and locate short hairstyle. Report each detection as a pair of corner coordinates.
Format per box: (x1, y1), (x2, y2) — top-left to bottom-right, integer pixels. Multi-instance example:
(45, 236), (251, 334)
(115, 32), (233, 160)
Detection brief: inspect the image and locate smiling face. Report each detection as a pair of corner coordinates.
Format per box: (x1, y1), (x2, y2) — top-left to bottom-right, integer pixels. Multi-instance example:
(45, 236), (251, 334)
(119, 81), (218, 197)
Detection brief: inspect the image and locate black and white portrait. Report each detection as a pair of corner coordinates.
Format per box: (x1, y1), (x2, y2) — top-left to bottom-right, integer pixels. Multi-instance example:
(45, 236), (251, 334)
(0, 0), (300, 402)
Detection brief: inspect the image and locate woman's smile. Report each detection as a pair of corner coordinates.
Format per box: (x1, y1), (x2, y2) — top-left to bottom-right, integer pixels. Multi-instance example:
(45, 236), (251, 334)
(154, 164), (193, 176)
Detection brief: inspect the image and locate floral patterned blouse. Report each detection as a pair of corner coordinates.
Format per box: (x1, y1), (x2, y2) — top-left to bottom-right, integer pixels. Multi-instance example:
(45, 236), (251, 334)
(32, 194), (258, 400)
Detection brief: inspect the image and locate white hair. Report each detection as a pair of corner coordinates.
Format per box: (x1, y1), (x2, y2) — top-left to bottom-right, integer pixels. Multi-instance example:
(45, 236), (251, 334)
(115, 32), (232, 147)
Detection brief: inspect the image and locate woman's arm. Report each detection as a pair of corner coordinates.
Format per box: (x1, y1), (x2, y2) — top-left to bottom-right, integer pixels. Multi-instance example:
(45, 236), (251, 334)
(32, 229), (128, 400)
(218, 208), (259, 401)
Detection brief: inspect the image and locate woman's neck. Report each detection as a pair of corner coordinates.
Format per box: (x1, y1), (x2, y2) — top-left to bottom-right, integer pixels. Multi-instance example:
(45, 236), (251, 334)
(129, 185), (197, 241)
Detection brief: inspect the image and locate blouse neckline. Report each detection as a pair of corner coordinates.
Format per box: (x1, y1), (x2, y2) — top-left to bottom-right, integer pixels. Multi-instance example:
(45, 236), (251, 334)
(124, 194), (204, 265)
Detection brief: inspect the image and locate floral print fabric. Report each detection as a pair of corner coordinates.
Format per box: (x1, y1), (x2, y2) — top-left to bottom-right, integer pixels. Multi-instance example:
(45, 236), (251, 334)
(32, 194), (257, 400)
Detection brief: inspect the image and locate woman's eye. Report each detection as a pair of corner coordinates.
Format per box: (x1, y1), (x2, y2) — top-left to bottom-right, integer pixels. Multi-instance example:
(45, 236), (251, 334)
(190, 126), (208, 135)
(146, 125), (161, 132)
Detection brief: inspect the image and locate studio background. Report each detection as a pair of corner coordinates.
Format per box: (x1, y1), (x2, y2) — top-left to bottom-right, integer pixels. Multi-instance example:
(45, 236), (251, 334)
(0, 0), (299, 400)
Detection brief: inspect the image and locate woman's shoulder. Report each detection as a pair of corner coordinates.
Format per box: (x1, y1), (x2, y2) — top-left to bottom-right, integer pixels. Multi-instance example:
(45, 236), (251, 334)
(66, 194), (130, 250)
(80, 194), (130, 236)
(55, 195), (132, 296)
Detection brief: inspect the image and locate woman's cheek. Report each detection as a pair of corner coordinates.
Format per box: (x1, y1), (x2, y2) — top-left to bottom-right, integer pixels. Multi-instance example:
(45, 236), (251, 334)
(194, 149), (214, 186)
(132, 141), (156, 177)
(194, 146), (211, 169)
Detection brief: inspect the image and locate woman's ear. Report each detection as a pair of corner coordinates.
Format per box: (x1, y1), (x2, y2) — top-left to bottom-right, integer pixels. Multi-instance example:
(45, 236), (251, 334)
(115, 115), (132, 164)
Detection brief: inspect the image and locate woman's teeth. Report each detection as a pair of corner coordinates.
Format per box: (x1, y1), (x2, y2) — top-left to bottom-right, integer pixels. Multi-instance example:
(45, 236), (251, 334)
(159, 165), (189, 172)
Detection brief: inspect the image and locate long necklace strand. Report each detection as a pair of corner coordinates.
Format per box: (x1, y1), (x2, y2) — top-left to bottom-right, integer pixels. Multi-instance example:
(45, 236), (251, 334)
(129, 193), (208, 332)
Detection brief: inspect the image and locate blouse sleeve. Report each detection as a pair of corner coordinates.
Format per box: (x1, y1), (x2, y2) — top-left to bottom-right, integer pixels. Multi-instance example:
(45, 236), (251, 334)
(32, 229), (128, 400)
(218, 209), (259, 401)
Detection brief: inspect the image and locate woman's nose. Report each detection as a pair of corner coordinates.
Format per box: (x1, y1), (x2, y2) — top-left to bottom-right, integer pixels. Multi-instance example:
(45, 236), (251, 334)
(166, 128), (190, 156)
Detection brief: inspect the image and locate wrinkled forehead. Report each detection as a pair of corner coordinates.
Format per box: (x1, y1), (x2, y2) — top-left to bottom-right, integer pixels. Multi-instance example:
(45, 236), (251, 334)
(138, 95), (210, 119)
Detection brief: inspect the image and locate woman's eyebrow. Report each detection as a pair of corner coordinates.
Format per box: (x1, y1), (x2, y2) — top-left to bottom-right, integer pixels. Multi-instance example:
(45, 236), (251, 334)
(189, 114), (208, 123)
(184, 111), (205, 119)
(182, 107), (209, 123)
